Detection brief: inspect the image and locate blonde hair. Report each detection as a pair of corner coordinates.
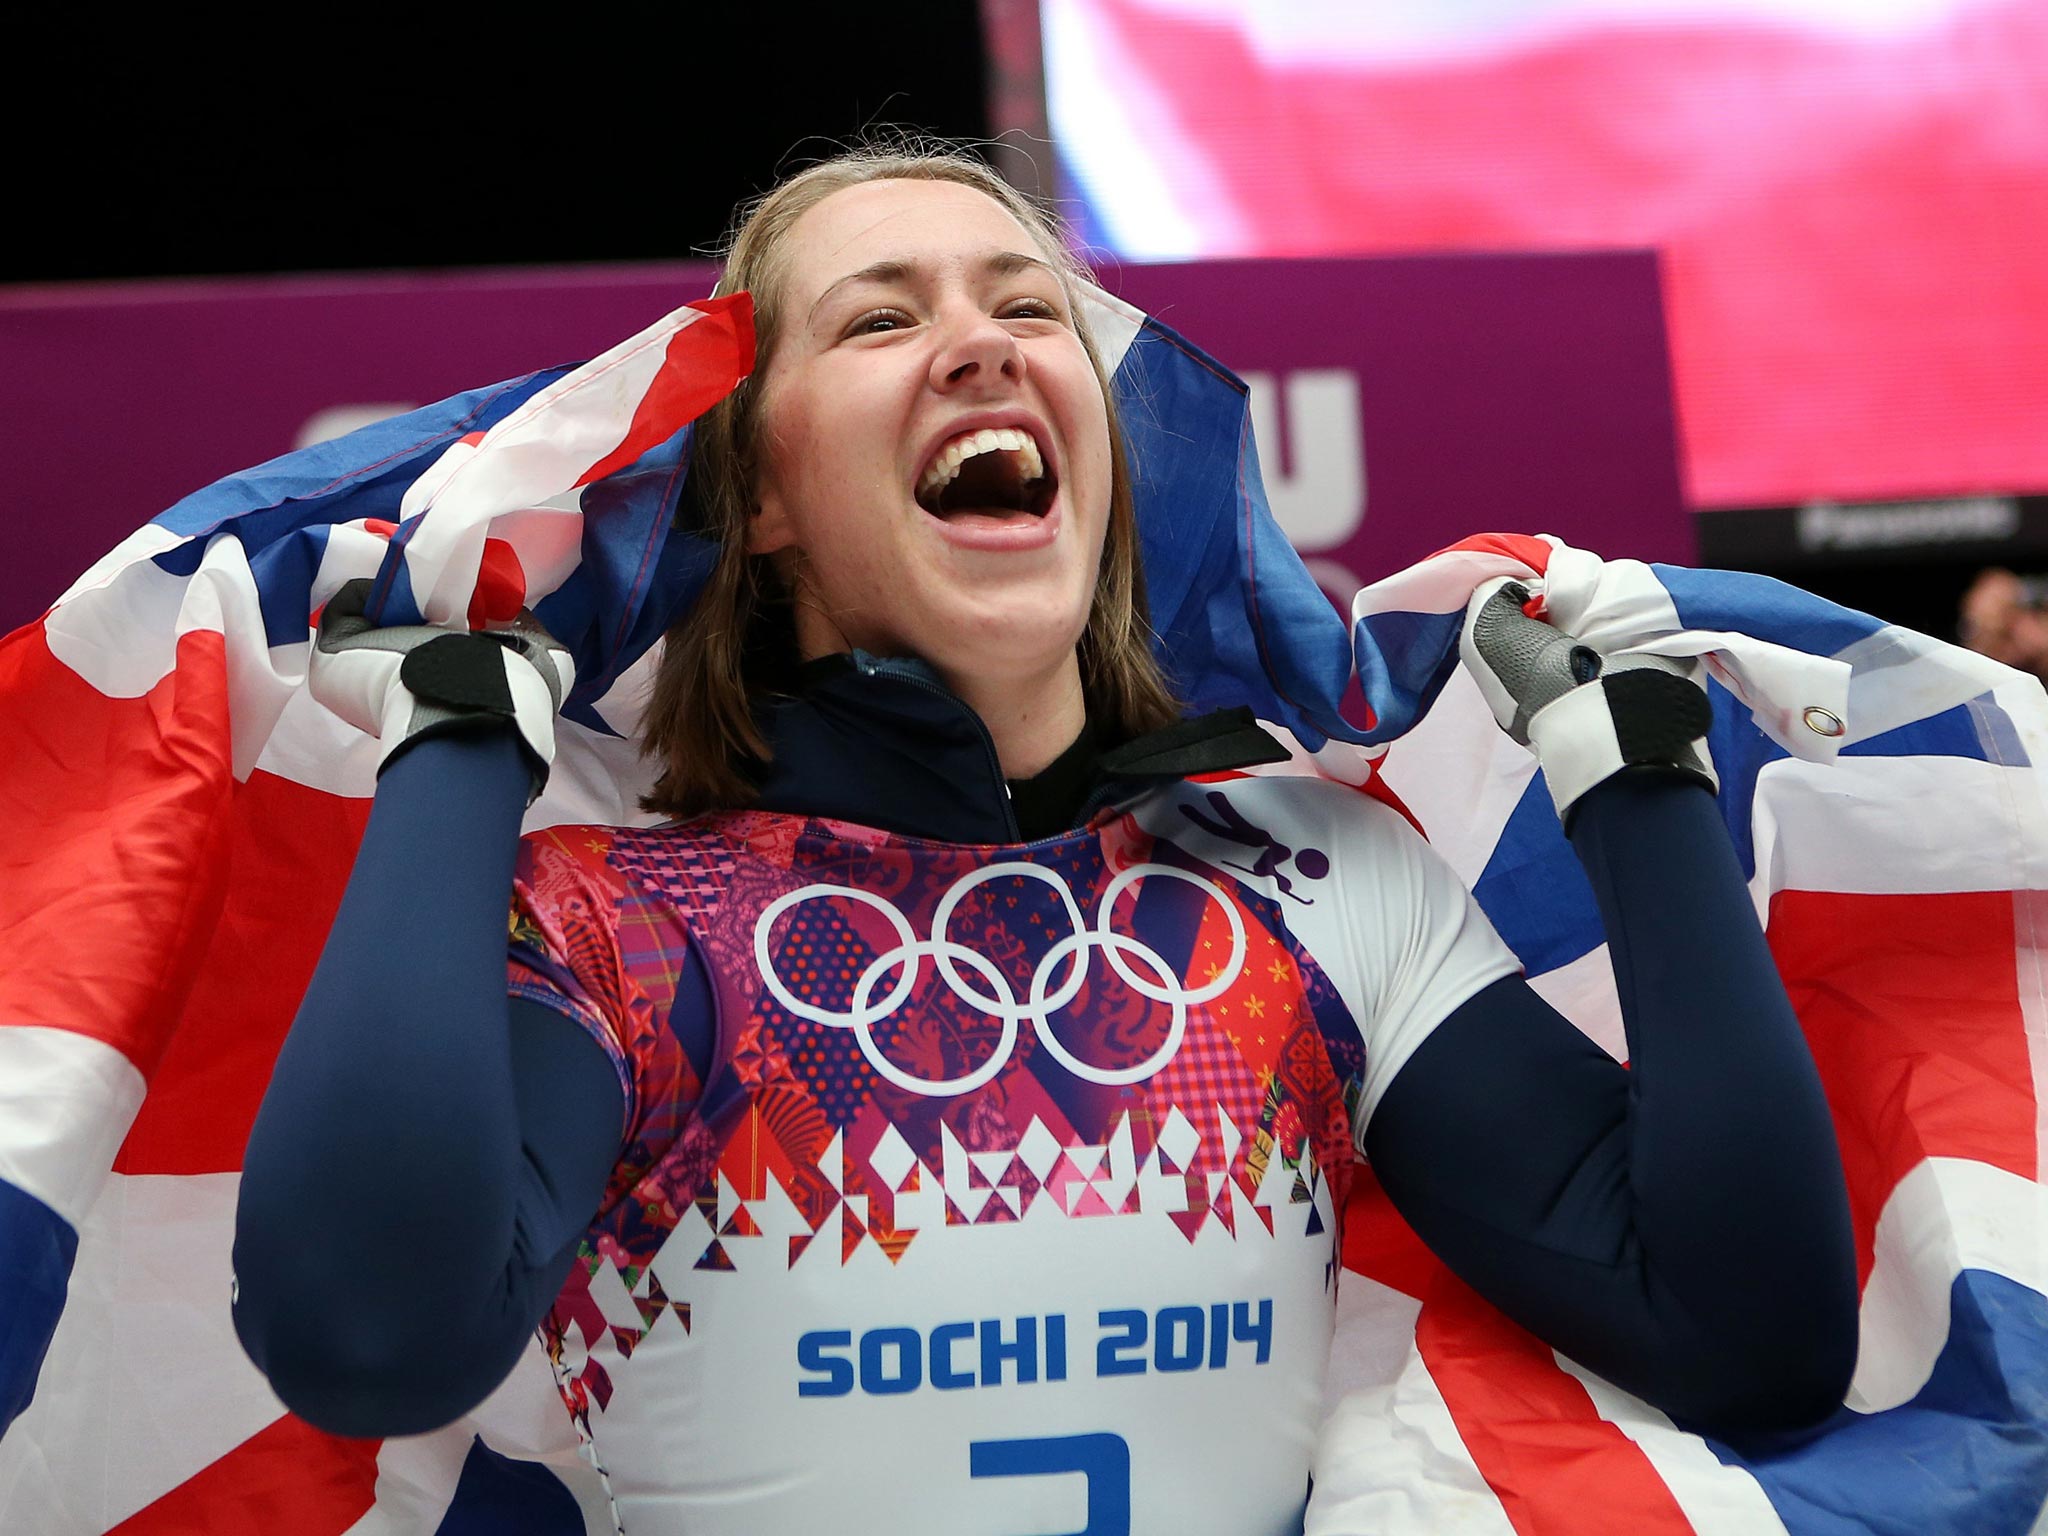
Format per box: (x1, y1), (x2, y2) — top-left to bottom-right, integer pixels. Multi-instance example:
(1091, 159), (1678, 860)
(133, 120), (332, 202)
(640, 142), (1180, 817)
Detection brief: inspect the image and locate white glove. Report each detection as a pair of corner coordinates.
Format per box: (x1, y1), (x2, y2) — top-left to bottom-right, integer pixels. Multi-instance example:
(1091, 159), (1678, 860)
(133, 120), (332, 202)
(310, 578), (575, 803)
(1460, 577), (1715, 822)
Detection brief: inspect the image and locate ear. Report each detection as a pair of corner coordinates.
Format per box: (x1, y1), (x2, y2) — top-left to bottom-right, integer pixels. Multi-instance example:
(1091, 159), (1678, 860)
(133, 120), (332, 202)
(746, 483), (798, 556)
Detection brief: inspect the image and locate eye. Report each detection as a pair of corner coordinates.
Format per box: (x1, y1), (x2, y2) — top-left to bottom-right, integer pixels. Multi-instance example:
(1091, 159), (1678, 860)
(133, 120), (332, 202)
(847, 307), (914, 336)
(1001, 297), (1063, 322)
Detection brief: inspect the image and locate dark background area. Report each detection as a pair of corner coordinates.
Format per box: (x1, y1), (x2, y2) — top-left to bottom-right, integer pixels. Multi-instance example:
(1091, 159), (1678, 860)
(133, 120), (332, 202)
(5, 13), (991, 284)
(1, 13), (2001, 642)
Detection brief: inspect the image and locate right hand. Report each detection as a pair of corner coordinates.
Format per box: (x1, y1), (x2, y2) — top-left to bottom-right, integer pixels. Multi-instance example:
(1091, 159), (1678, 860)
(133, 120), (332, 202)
(310, 578), (575, 802)
(1459, 577), (1714, 823)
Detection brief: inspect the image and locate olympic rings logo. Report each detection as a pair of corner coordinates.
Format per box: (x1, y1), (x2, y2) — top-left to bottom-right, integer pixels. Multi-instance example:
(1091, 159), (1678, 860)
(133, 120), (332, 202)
(753, 861), (1246, 1098)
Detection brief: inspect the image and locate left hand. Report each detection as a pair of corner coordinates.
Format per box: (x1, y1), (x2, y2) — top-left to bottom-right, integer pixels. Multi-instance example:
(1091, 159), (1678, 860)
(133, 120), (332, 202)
(1459, 577), (1715, 822)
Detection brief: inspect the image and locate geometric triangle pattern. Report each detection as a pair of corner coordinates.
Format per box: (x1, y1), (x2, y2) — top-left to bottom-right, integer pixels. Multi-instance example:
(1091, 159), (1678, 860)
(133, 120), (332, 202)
(526, 802), (1370, 1432)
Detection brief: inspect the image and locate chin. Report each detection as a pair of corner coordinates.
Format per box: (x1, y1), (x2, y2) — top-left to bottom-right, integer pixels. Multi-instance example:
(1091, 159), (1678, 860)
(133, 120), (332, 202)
(918, 601), (1092, 679)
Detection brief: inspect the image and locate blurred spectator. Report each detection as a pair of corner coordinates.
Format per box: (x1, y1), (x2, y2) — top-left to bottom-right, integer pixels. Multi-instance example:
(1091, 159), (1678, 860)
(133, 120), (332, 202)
(1959, 569), (2048, 680)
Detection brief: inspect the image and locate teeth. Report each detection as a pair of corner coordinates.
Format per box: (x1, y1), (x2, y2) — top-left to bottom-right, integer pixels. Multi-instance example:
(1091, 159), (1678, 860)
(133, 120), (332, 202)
(916, 427), (1046, 503)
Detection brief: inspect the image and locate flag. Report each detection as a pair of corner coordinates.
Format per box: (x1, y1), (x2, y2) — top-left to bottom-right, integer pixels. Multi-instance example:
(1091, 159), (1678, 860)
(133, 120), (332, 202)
(3, 288), (2044, 1533)
(0, 293), (756, 1532)
(0, 283), (1353, 1532)
(1308, 532), (2048, 1534)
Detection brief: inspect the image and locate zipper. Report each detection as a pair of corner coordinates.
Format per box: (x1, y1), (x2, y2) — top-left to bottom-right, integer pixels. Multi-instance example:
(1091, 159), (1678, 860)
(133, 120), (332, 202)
(856, 655), (1022, 842)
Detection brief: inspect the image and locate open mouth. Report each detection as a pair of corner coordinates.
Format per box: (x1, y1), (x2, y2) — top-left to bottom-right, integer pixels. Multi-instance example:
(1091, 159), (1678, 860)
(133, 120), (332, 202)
(915, 428), (1058, 519)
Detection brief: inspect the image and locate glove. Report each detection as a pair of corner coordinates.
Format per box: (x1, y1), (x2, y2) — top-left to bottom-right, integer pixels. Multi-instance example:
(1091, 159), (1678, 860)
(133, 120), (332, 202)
(1460, 577), (1715, 823)
(310, 578), (575, 803)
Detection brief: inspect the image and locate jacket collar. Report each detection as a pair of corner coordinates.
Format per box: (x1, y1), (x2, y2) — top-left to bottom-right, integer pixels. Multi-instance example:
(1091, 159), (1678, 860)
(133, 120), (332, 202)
(748, 652), (1288, 843)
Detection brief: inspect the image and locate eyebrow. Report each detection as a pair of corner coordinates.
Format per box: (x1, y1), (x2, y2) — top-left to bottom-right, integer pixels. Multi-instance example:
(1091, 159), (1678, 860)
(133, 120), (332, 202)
(804, 250), (1059, 326)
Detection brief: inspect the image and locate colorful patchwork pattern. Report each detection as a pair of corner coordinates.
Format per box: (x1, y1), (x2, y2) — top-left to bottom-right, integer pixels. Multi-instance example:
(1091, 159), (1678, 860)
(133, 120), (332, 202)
(511, 803), (1366, 1433)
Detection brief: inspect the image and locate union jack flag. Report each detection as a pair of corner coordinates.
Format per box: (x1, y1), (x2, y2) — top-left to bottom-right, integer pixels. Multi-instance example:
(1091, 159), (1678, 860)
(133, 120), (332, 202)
(1, 286), (2042, 1533)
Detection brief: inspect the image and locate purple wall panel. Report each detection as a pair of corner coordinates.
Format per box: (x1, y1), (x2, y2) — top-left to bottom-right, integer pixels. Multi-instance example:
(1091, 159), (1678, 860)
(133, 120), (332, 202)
(0, 252), (1686, 636)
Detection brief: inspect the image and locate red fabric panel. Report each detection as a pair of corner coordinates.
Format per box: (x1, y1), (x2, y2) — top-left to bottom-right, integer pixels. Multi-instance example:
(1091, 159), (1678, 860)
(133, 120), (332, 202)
(0, 623), (233, 1076)
(1415, 1281), (1697, 1536)
(1341, 1163), (1442, 1301)
(108, 1414), (382, 1536)
(1346, 1169), (1695, 1534)
(115, 770), (369, 1175)
(466, 538), (528, 629)
(1767, 887), (2036, 1287)
(1430, 532), (1556, 573)
(574, 295), (757, 488)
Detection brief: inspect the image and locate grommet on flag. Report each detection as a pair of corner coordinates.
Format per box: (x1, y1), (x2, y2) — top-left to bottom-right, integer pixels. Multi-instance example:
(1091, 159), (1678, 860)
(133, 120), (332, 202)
(1803, 705), (1847, 738)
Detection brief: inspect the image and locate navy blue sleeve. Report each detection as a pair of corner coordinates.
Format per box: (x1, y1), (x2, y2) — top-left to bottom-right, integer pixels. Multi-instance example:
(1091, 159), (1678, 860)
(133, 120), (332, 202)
(1362, 767), (1858, 1435)
(231, 731), (627, 1438)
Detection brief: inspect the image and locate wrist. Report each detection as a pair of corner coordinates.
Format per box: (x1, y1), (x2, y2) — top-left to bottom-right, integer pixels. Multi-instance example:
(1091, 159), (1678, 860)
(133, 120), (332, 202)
(1526, 666), (1716, 821)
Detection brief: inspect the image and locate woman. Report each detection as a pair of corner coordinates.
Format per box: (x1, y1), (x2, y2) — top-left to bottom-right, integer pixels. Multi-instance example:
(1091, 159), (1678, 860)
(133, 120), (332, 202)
(232, 147), (1857, 1534)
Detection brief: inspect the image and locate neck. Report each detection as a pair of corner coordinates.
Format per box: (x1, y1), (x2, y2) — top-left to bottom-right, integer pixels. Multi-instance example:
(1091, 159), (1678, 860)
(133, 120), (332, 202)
(936, 654), (1089, 780)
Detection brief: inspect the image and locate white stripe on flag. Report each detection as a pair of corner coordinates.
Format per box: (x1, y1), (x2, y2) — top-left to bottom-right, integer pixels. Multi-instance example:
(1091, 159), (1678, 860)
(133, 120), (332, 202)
(2017, 891), (2048, 1248)
(339, 1428), (475, 1536)
(1849, 1156), (2048, 1412)
(1535, 549), (1859, 765)
(394, 303), (716, 626)
(42, 535), (301, 780)
(1309, 1277), (1519, 1535)
(1751, 755), (2048, 896)
(1377, 670), (1536, 889)
(0, 1026), (146, 1226)
(1078, 285), (1146, 377)
(0, 1173), (281, 1532)
(1352, 546), (1546, 620)
(1525, 942), (1626, 1061)
(340, 1341), (604, 1536)
(1835, 625), (2025, 745)
(1554, 1356), (1793, 1536)
(52, 521), (187, 611)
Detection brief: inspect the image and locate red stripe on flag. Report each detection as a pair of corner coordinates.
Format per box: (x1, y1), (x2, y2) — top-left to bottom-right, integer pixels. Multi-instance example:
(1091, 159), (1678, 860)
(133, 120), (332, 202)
(115, 770), (369, 1174)
(1768, 887), (2037, 1287)
(1416, 1281), (1697, 1536)
(467, 537), (528, 629)
(574, 294), (757, 488)
(0, 622), (234, 1075)
(1428, 532), (1555, 571)
(1341, 1164), (1445, 1300)
(107, 1414), (382, 1536)
(1345, 1170), (1694, 1534)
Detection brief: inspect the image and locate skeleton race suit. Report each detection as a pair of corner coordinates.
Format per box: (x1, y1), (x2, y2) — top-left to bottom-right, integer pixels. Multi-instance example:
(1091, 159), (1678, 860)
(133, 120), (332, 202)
(232, 635), (1855, 1536)
(508, 682), (1513, 1532)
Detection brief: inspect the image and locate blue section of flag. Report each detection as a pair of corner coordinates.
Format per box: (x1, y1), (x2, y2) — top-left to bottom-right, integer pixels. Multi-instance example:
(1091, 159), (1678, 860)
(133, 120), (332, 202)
(132, 367), (703, 720)
(1843, 700), (2010, 765)
(552, 444), (713, 732)
(1350, 608), (1466, 743)
(1652, 564), (1886, 660)
(1716, 1270), (2048, 1536)
(1471, 774), (1605, 977)
(150, 374), (562, 543)
(1117, 319), (1358, 750)
(0, 1178), (78, 1440)
(1701, 678), (1780, 883)
(432, 1439), (587, 1535)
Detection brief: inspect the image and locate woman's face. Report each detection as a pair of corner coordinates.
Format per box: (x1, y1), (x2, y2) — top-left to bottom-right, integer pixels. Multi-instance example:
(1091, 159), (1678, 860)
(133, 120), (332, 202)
(746, 178), (1114, 693)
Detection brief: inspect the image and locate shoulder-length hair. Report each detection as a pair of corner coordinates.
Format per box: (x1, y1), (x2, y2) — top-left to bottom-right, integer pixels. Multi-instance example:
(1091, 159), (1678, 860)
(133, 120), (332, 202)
(639, 143), (1181, 818)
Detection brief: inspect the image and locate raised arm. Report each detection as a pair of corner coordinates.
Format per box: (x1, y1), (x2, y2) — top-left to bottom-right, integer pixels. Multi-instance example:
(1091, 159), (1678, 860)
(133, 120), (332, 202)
(231, 589), (625, 1437)
(1363, 583), (1857, 1434)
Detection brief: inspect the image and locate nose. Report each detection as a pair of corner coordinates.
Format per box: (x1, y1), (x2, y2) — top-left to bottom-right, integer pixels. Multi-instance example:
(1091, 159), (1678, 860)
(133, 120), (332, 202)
(929, 301), (1023, 392)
